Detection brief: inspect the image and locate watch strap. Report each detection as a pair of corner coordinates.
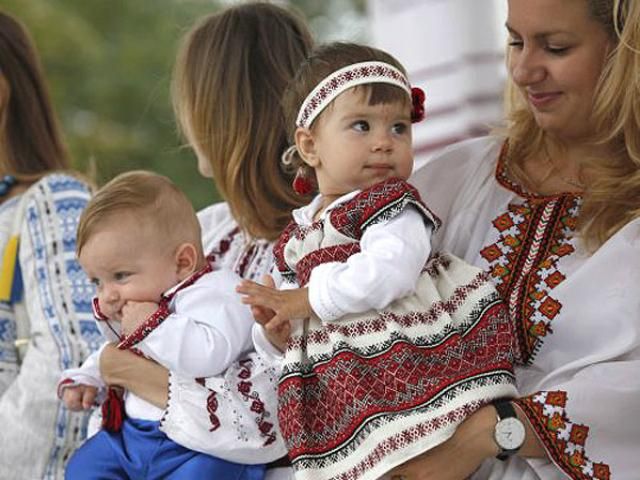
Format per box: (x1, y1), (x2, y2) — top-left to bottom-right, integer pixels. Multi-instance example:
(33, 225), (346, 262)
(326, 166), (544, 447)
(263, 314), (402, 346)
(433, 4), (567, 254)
(494, 398), (517, 421)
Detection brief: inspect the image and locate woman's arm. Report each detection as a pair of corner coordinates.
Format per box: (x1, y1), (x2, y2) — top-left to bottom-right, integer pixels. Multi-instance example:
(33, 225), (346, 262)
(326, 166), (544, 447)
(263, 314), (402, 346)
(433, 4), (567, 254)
(389, 404), (546, 480)
(99, 343), (169, 408)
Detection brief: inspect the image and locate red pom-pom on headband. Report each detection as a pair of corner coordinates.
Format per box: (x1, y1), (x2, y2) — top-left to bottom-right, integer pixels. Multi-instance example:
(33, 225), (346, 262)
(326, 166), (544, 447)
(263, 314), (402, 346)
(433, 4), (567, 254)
(411, 87), (426, 123)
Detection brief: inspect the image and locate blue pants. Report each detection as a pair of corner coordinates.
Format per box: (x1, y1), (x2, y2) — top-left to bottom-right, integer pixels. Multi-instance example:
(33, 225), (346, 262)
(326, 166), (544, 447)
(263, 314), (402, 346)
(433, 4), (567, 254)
(65, 417), (265, 480)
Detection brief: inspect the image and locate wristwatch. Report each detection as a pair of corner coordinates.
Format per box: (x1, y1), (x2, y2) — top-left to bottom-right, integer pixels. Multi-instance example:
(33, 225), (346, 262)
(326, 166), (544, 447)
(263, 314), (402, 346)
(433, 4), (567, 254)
(493, 399), (526, 461)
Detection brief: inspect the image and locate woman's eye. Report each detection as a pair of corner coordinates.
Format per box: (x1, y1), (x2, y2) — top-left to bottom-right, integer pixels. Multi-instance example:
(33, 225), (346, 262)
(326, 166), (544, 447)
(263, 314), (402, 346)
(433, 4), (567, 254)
(352, 120), (369, 132)
(545, 45), (570, 55)
(507, 39), (523, 49)
(392, 123), (408, 135)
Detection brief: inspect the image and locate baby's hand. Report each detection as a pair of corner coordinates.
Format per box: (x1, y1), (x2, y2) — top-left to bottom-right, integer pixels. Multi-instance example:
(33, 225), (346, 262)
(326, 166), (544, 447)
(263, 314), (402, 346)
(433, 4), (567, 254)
(247, 275), (290, 352)
(263, 319), (291, 352)
(121, 301), (159, 337)
(62, 384), (98, 411)
(236, 277), (312, 331)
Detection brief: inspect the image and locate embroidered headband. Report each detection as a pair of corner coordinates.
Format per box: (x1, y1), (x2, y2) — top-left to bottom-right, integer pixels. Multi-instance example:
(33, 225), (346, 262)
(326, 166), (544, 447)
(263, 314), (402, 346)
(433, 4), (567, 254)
(295, 61), (413, 129)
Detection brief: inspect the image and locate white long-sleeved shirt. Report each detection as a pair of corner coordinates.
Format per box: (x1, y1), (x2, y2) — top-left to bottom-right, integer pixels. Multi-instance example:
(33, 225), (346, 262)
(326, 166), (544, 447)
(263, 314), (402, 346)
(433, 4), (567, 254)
(60, 268), (254, 421)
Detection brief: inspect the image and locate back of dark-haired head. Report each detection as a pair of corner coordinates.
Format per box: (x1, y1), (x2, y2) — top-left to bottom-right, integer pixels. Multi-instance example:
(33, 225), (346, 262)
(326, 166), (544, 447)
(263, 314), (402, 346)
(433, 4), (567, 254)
(282, 42), (410, 144)
(0, 11), (69, 177)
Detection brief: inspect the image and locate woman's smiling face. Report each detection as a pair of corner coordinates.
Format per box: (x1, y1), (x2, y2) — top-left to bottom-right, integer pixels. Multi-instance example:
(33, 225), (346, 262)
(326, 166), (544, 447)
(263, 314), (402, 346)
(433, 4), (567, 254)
(506, 0), (612, 141)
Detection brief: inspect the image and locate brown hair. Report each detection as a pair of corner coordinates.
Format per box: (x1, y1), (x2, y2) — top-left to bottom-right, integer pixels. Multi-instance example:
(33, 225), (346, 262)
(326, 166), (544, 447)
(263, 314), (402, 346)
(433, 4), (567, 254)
(76, 170), (202, 258)
(504, 0), (640, 249)
(0, 11), (69, 178)
(172, 2), (314, 241)
(282, 41), (410, 168)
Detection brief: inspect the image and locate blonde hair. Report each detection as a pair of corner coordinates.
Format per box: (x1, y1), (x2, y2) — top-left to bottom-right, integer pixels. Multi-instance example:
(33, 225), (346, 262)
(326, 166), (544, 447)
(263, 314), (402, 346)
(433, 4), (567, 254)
(282, 42), (411, 173)
(504, 0), (640, 249)
(0, 11), (69, 180)
(76, 170), (202, 258)
(172, 2), (314, 241)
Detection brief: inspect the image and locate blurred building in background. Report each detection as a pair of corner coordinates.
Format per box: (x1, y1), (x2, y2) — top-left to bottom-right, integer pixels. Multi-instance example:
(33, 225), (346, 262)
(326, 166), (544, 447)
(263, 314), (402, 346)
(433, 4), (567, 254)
(2, 0), (507, 204)
(369, 0), (508, 168)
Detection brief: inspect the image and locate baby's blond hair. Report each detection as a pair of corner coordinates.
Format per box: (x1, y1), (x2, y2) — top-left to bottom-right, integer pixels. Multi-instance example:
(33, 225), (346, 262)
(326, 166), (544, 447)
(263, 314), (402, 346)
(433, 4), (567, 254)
(77, 170), (203, 258)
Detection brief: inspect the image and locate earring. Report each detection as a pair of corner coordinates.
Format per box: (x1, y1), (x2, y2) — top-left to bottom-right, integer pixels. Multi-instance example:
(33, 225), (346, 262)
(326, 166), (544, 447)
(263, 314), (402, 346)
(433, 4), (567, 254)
(292, 166), (314, 195)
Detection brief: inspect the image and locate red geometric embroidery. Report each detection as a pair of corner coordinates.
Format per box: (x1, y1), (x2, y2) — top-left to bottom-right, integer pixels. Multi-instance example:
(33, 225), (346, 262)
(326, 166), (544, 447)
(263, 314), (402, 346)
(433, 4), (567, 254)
(207, 391), (221, 431)
(235, 359), (277, 446)
(516, 391), (611, 480)
(274, 178), (441, 287)
(480, 171), (581, 363)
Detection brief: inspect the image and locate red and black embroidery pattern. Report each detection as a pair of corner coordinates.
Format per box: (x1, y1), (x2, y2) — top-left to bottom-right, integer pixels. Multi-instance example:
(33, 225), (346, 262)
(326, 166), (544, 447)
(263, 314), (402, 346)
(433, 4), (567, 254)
(487, 143), (610, 478)
(274, 178), (441, 287)
(275, 178), (516, 479)
(235, 359), (277, 446)
(482, 147), (581, 363)
(516, 391), (610, 480)
(480, 197), (579, 363)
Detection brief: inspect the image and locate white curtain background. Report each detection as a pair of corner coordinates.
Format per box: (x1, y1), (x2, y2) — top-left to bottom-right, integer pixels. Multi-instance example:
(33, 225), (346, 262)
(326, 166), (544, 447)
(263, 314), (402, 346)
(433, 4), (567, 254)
(368, 0), (508, 168)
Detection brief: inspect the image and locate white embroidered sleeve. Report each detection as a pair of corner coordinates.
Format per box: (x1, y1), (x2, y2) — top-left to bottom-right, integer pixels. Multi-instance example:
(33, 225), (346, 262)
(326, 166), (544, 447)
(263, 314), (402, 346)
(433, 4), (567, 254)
(308, 208), (432, 322)
(135, 270), (254, 378)
(58, 343), (108, 397)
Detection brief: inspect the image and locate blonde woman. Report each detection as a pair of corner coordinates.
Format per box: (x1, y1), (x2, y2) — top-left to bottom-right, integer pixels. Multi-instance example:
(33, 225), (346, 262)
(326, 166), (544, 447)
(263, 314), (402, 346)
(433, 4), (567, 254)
(393, 0), (640, 479)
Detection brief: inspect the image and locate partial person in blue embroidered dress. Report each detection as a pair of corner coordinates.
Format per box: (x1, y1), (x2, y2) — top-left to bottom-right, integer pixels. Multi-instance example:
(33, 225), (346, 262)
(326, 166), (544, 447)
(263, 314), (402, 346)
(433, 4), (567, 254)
(237, 42), (517, 480)
(0, 10), (100, 479)
(59, 171), (264, 480)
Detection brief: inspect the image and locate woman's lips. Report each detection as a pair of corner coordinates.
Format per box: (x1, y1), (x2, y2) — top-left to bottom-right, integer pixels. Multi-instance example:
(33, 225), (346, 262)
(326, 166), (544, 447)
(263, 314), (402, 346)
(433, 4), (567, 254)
(528, 91), (562, 109)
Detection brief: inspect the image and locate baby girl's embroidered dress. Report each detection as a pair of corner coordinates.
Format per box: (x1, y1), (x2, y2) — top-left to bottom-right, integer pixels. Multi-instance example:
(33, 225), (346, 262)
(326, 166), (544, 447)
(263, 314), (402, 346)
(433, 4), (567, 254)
(275, 177), (517, 480)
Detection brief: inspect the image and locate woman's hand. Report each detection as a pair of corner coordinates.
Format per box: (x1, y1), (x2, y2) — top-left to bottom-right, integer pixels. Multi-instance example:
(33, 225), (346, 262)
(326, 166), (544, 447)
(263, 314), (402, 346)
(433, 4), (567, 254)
(236, 278), (312, 331)
(389, 402), (547, 479)
(99, 343), (170, 408)
(389, 405), (499, 480)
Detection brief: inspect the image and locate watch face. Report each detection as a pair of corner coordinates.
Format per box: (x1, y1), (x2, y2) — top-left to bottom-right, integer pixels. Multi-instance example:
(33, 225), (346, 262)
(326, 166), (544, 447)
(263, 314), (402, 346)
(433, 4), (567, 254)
(495, 417), (526, 450)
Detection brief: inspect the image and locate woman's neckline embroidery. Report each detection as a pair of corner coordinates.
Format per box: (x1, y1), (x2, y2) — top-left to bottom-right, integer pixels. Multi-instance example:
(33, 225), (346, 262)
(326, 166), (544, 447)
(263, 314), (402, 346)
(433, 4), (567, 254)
(495, 141), (583, 202)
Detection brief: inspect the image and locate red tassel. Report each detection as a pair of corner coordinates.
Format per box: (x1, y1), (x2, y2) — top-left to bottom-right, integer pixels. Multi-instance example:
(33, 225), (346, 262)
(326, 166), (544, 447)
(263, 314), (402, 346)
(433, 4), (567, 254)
(292, 168), (314, 195)
(101, 388), (125, 432)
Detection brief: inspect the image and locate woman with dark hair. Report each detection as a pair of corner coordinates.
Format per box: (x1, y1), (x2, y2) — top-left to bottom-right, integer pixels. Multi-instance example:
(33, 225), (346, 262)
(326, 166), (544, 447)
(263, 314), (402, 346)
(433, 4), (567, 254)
(97, 3), (314, 479)
(0, 10), (97, 479)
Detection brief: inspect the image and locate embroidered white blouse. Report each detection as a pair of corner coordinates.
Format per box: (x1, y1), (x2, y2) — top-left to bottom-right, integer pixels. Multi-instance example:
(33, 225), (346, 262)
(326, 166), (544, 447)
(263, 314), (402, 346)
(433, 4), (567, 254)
(411, 136), (640, 480)
(60, 268), (254, 421)
(158, 202), (291, 477)
(0, 174), (99, 480)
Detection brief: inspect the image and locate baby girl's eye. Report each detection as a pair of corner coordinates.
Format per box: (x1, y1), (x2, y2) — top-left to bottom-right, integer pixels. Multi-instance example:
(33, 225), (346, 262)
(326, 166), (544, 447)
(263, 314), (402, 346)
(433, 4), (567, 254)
(90, 277), (101, 287)
(392, 122), (408, 135)
(352, 120), (370, 132)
